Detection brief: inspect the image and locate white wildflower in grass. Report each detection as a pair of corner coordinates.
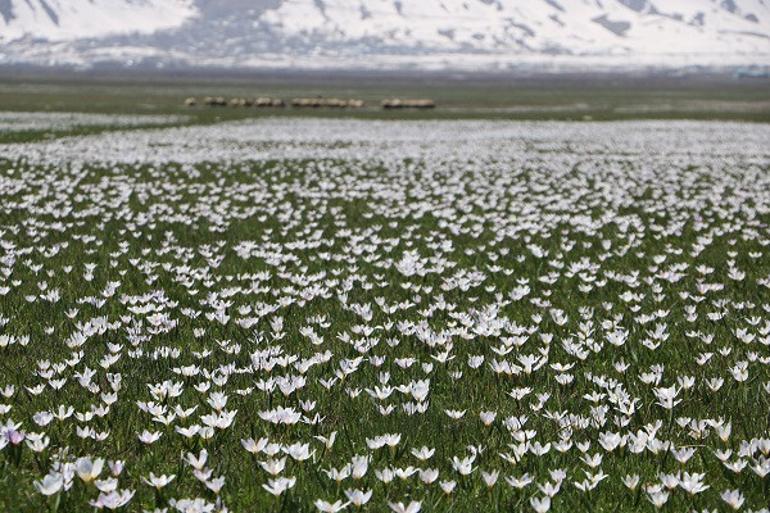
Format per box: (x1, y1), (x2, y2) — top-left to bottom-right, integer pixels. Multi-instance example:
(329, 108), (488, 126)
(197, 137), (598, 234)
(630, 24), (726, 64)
(315, 499), (350, 512)
(76, 457), (105, 484)
(721, 489), (746, 511)
(95, 478), (118, 493)
(410, 446), (435, 461)
(622, 474), (640, 491)
(530, 495), (551, 513)
(34, 473), (63, 496)
(388, 501), (421, 513)
(143, 473), (176, 489)
(481, 469), (499, 488)
(440, 480), (457, 495)
(344, 488), (372, 507)
(90, 489), (135, 510)
(262, 476), (296, 496)
(506, 473), (533, 489)
(647, 488), (670, 509)
(138, 430), (162, 444)
(419, 468), (439, 484)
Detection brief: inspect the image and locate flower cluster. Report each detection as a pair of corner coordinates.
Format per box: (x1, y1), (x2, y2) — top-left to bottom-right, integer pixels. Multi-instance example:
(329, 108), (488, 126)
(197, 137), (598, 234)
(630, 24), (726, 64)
(0, 118), (768, 512)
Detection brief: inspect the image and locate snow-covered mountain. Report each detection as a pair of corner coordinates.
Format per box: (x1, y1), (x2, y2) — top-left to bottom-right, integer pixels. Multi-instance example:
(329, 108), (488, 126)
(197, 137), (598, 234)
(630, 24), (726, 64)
(1, 0), (769, 71)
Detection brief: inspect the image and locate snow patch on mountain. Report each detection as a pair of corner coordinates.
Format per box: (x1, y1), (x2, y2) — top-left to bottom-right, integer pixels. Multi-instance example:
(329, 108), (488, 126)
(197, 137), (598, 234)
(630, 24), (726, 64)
(0, 0), (197, 42)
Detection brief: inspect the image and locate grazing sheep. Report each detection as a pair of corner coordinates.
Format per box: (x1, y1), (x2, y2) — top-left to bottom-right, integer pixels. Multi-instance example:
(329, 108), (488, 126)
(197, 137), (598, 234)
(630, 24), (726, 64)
(411, 99), (436, 109)
(184, 97), (197, 107)
(290, 97), (365, 109)
(382, 98), (435, 110)
(381, 98), (402, 109)
(202, 96), (227, 107)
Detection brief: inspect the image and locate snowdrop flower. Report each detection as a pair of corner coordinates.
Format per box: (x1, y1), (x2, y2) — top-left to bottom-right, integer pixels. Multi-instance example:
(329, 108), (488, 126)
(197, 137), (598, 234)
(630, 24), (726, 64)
(205, 476), (225, 494)
(241, 437), (269, 455)
(622, 474), (640, 491)
(388, 501), (421, 513)
(350, 455), (369, 479)
(721, 489), (745, 510)
(451, 455), (475, 476)
(34, 474), (63, 496)
(142, 473), (176, 489)
(479, 411), (497, 426)
(530, 496), (551, 513)
(90, 489), (135, 510)
(76, 457), (105, 484)
(138, 430), (162, 444)
(95, 478), (119, 493)
(314, 431), (338, 450)
(506, 473), (533, 489)
(108, 461), (124, 476)
(262, 476), (296, 496)
(260, 457), (287, 476)
(184, 449), (208, 470)
(344, 488), (372, 507)
(315, 499), (350, 513)
(679, 472), (709, 495)
(419, 468), (439, 484)
(481, 470), (499, 488)
(647, 486), (669, 508)
(410, 446), (434, 461)
(653, 385), (681, 410)
(440, 480), (456, 494)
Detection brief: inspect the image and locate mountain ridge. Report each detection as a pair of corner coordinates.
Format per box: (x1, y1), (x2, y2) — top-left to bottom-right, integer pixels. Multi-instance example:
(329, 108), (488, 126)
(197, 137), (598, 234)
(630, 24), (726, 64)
(1, 0), (768, 71)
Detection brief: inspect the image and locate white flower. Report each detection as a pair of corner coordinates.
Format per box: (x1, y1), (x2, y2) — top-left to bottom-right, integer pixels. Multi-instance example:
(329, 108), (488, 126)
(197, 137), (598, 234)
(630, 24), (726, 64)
(142, 473), (176, 489)
(34, 474), (63, 496)
(184, 449), (208, 470)
(388, 501), (421, 513)
(721, 489), (745, 511)
(262, 476), (296, 496)
(410, 446), (435, 461)
(647, 488), (669, 508)
(138, 430), (162, 444)
(622, 474), (640, 490)
(95, 478), (119, 493)
(315, 499), (350, 513)
(259, 457), (287, 476)
(481, 470), (499, 488)
(205, 476), (225, 494)
(653, 385), (681, 410)
(479, 410), (497, 426)
(439, 481), (456, 494)
(76, 457), (105, 484)
(241, 437), (269, 454)
(419, 468), (439, 484)
(506, 473), (533, 489)
(530, 496), (551, 513)
(90, 489), (135, 510)
(451, 455), (475, 476)
(344, 488), (372, 507)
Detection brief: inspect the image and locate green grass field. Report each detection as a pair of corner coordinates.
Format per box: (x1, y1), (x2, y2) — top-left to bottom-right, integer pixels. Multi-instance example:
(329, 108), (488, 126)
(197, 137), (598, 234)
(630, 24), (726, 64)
(0, 78), (769, 513)
(1, 72), (770, 123)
